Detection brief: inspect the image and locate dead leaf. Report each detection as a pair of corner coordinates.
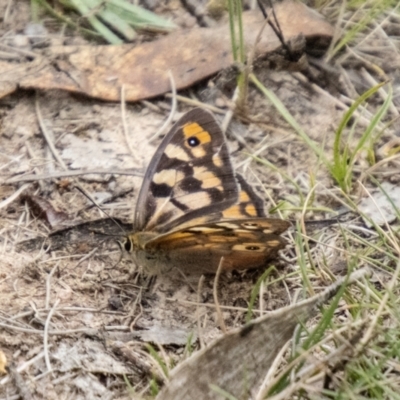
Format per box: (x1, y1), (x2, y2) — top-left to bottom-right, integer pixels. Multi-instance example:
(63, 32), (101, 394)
(157, 268), (370, 400)
(0, 1), (334, 102)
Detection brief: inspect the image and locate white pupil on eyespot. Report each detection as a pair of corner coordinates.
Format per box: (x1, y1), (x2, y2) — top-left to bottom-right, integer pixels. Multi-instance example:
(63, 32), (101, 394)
(188, 137), (200, 147)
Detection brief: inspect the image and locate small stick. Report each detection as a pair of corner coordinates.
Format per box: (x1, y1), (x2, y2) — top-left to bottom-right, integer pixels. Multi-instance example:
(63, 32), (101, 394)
(213, 257), (227, 334)
(45, 262), (60, 310)
(44, 299), (60, 373)
(149, 70), (177, 142)
(196, 275), (205, 349)
(0, 184), (30, 209)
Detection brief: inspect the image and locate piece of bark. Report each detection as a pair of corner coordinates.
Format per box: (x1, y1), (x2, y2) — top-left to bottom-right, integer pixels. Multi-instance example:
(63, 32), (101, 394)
(0, 1), (334, 102)
(157, 268), (370, 400)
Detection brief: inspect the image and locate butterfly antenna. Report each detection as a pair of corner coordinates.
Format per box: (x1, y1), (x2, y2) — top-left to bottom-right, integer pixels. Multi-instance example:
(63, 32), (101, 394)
(75, 186), (127, 235)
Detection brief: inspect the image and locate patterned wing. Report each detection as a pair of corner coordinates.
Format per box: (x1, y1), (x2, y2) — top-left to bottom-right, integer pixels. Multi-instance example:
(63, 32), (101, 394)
(168, 173), (268, 231)
(134, 108), (239, 233)
(143, 218), (290, 274)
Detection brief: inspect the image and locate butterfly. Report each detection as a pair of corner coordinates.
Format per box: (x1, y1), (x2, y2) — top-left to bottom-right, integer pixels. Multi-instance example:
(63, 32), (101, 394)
(124, 108), (290, 275)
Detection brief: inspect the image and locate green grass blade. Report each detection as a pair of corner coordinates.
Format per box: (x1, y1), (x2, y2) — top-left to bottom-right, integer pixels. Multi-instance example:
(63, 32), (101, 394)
(84, 0), (136, 40)
(108, 0), (176, 31)
(68, 0), (123, 44)
(250, 73), (329, 165)
(330, 81), (389, 191)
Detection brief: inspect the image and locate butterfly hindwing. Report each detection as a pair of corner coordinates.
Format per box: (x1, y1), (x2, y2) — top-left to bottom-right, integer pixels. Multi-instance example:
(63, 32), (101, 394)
(134, 108), (239, 233)
(142, 218), (290, 274)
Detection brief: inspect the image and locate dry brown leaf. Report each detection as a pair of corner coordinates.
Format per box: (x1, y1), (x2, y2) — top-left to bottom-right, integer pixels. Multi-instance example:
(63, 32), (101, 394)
(157, 268), (370, 400)
(0, 1), (333, 102)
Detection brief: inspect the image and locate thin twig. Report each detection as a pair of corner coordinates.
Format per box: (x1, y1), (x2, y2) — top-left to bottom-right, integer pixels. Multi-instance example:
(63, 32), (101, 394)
(73, 247), (98, 269)
(0, 184), (31, 209)
(0, 347), (51, 385)
(44, 299), (60, 373)
(149, 70), (177, 142)
(120, 84), (137, 159)
(45, 262), (60, 310)
(196, 275), (205, 349)
(213, 257), (227, 334)
(5, 168), (143, 184)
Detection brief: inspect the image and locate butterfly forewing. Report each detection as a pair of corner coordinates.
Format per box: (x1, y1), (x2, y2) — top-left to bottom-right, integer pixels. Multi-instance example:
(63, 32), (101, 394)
(134, 109), (239, 233)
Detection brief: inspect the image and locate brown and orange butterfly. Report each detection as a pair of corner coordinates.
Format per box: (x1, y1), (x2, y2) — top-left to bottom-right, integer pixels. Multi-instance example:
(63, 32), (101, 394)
(124, 108), (289, 275)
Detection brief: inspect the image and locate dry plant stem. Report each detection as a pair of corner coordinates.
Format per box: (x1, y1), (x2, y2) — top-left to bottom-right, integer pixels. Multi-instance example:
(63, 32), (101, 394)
(345, 46), (386, 78)
(360, 154), (400, 183)
(356, 7), (400, 57)
(5, 168), (143, 184)
(165, 297), (262, 313)
(35, 97), (68, 171)
(73, 247), (98, 269)
(265, 328), (360, 400)
(120, 84), (137, 159)
(0, 345), (52, 386)
(293, 72), (376, 129)
(149, 70), (177, 142)
(269, 331), (363, 400)
(0, 43), (37, 59)
(213, 257), (227, 334)
(35, 97), (106, 215)
(255, 339), (292, 400)
(299, 183), (319, 295)
(126, 288), (143, 329)
(155, 342), (170, 381)
(259, 280), (265, 316)
(3, 0), (13, 22)
(221, 102), (235, 134)
(261, 268), (371, 394)
(6, 307), (124, 322)
(325, 0), (346, 61)
(0, 321), (99, 335)
(0, 184), (30, 209)
(129, 303), (143, 331)
(24, 141), (46, 191)
(196, 275), (205, 349)
(164, 94), (225, 114)
(235, 11), (269, 111)
(44, 298), (60, 373)
(360, 68), (398, 116)
(45, 262), (60, 309)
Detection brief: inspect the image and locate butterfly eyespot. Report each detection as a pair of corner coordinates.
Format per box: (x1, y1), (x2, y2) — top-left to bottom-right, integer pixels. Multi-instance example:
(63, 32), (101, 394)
(187, 136), (200, 147)
(245, 245), (260, 251)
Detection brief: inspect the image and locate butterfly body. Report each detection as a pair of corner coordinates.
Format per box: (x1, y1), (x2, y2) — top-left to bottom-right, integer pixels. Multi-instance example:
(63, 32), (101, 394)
(125, 108), (289, 275)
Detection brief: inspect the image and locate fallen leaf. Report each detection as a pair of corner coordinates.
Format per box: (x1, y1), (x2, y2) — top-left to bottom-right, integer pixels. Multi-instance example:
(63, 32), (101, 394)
(0, 1), (334, 102)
